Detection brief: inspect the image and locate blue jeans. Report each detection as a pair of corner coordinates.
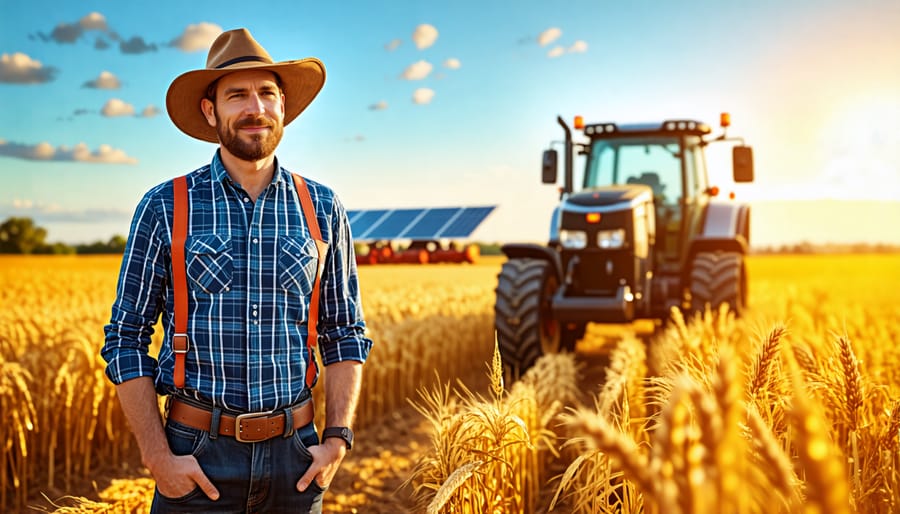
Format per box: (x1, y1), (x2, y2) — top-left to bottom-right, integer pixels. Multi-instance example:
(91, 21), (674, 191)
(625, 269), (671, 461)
(150, 415), (326, 513)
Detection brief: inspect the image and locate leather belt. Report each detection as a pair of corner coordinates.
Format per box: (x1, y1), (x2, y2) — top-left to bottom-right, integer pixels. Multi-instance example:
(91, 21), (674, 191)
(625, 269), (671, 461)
(167, 398), (315, 443)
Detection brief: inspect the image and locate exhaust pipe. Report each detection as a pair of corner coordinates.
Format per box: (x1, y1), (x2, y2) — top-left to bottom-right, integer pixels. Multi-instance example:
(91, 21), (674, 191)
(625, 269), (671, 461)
(557, 115), (573, 195)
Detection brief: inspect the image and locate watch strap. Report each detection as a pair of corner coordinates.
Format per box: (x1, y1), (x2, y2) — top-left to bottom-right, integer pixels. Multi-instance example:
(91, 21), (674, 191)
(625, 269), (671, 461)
(322, 426), (353, 450)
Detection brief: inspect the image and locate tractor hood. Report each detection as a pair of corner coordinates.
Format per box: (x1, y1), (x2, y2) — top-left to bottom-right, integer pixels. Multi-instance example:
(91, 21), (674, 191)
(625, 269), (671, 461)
(548, 185), (653, 242)
(562, 185), (652, 212)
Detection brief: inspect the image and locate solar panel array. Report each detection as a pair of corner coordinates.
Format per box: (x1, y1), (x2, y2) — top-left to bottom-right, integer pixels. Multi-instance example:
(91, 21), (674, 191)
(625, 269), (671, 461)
(347, 206), (496, 241)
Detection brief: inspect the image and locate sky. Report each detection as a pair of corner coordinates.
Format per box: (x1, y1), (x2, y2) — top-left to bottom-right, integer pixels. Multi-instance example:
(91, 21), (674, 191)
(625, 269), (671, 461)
(1, 0), (899, 248)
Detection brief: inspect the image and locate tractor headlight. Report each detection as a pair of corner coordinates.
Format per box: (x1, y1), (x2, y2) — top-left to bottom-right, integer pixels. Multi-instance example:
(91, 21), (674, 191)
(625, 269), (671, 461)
(559, 230), (587, 249)
(597, 229), (626, 249)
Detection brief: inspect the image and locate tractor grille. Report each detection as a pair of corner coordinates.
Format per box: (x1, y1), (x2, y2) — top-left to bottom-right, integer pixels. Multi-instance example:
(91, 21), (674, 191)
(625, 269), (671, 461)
(563, 250), (633, 295)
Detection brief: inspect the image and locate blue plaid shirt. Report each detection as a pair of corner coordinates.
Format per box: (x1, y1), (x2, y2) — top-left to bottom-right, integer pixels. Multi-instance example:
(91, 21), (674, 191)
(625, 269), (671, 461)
(102, 152), (372, 412)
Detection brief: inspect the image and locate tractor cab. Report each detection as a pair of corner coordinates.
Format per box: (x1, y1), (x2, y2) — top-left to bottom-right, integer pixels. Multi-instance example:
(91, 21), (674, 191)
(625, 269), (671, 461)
(577, 121), (714, 268)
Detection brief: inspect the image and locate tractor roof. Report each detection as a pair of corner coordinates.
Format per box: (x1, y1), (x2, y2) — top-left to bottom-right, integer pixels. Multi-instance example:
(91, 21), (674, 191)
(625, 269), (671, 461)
(584, 119), (711, 138)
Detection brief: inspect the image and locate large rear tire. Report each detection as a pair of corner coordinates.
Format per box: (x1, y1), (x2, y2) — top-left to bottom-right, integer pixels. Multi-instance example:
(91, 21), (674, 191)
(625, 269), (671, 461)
(689, 251), (745, 317)
(494, 258), (564, 379)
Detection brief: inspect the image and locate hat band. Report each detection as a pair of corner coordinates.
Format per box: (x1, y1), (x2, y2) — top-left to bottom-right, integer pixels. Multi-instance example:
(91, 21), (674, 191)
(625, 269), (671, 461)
(215, 55), (271, 69)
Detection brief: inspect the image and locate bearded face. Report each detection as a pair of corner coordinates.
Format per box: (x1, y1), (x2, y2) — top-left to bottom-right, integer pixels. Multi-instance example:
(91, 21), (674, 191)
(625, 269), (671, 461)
(203, 70), (286, 162)
(214, 109), (284, 161)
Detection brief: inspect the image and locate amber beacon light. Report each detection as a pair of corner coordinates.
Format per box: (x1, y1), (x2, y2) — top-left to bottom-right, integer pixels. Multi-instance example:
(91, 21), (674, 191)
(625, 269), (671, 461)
(574, 116), (584, 129)
(720, 112), (731, 128)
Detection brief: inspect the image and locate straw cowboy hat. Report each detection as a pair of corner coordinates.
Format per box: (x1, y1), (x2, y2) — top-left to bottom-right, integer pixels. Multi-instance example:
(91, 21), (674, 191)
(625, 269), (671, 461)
(166, 28), (326, 143)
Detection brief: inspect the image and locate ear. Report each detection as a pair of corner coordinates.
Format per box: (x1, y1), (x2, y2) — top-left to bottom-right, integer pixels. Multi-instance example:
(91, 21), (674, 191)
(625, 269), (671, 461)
(280, 92), (286, 117)
(201, 98), (216, 127)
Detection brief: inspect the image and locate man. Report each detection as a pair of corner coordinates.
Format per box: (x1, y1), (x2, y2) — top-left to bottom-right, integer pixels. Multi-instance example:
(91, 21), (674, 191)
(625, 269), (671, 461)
(102, 28), (372, 513)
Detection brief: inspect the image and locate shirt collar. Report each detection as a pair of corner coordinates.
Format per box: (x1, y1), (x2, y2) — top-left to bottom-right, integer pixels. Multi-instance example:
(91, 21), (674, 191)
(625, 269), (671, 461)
(211, 150), (287, 187)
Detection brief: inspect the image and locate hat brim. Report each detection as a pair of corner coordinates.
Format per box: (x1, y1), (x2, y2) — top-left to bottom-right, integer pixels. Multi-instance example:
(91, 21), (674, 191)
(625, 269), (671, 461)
(166, 58), (326, 143)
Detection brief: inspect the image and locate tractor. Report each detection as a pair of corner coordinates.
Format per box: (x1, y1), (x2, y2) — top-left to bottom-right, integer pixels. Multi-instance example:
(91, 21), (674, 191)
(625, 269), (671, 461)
(494, 114), (754, 376)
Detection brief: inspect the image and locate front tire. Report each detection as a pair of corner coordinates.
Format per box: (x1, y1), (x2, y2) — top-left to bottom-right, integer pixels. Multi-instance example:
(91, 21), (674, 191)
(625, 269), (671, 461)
(689, 251), (745, 317)
(494, 258), (562, 379)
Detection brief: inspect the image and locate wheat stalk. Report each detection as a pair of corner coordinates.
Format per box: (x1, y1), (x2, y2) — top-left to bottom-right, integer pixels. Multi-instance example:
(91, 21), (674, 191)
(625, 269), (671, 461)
(427, 460), (484, 514)
(748, 325), (786, 401)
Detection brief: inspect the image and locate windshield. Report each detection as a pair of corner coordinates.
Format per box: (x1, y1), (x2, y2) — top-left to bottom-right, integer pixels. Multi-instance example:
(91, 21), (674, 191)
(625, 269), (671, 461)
(583, 137), (682, 205)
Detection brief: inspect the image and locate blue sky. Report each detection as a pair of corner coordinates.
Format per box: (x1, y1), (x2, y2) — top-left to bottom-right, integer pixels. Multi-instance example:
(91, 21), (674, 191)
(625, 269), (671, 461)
(2, 0), (899, 246)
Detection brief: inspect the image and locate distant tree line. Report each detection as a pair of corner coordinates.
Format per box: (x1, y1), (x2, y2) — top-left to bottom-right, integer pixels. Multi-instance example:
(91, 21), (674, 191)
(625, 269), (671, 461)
(0, 217), (126, 255)
(751, 242), (900, 254)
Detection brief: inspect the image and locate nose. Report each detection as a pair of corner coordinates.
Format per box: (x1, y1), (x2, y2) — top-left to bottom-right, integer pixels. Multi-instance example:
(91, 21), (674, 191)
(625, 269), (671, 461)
(244, 91), (266, 115)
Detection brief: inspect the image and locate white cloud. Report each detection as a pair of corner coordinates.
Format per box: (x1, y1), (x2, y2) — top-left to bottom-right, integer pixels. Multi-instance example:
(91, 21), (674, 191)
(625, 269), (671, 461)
(33, 142), (55, 159)
(141, 105), (160, 117)
(385, 39), (401, 51)
(443, 58), (461, 70)
(79, 12), (108, 31)
(412, 88), (435, 105)
(101, 98), (135, 117)
(412, 24), (438, 50)
(0, 140), (137, 164)
(3, 200), (132, 223)
(0, 52), (57, 83)
(568, 40), (588, 53)
(83, 70), (120, 89)
(369, 101), (388, 111)
(170, 22), (223, 52)
(547, 46), (565, 58)
(119, 36), (157, 54)
(401, 60), (433, 80)
(69, 143), (138, 164)
(38, 12), (109, 44)
(538, 27), (562, 46)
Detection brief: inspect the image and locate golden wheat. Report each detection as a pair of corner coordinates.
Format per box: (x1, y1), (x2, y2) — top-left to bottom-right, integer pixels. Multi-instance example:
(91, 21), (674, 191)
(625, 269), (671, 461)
(3, 253), (900, 513)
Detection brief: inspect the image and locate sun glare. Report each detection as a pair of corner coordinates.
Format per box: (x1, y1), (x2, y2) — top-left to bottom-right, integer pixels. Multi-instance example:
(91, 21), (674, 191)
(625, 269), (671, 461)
(815, 95), (900, 201)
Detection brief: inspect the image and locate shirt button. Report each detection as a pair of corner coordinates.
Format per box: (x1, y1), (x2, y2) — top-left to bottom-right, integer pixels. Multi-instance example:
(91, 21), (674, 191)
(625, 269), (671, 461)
(253, 320), (259, 325)
(252, 238), (259, 244)
(253, 304), (258, 309)
(243, 197), (250, 203)
(252, 310), (258, 317)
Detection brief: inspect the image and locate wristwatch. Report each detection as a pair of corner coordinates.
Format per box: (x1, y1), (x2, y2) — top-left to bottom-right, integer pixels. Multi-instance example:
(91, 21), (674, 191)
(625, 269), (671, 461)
(322, 426), (353, 450)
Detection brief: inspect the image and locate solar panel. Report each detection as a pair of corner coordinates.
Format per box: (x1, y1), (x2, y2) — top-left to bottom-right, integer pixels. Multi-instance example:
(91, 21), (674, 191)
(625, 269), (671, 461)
(437, 207), (496, 238)
(401, 207), (459, 239)
(346, 206), (496, 241)
(365, 209), (425, 240)
(347, 209), (389, 239)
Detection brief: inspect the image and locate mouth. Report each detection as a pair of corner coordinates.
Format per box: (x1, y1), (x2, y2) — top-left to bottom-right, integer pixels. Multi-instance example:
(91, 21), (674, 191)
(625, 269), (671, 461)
(236, 118), (273, 134)
(239, 125), (271, 134)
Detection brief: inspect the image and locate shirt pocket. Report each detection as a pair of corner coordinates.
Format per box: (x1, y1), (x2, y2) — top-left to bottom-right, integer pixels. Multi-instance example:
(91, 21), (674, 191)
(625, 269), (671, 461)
(185, 234), (233, 294)
(278, 236), (319, 296)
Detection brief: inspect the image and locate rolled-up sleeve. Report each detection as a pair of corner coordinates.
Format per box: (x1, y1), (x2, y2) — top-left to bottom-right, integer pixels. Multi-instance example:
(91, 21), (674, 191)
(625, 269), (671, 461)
(102, 191), (168, 384)
(318, 194), (372, 365)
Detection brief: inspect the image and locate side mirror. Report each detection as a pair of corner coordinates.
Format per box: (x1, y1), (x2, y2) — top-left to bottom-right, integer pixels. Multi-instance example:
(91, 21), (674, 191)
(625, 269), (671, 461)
(733, 146), (754, 183)
(542, 149), (558, 184)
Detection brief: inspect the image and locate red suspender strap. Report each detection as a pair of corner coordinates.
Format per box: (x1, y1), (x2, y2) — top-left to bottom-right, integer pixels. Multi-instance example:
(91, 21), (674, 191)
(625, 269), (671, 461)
(171, 176), (189, 389)
(291, 174), (328, 388)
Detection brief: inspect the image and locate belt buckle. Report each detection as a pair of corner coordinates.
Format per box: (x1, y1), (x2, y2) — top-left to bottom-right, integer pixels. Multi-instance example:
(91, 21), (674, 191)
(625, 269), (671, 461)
(235, 410), (275, 443)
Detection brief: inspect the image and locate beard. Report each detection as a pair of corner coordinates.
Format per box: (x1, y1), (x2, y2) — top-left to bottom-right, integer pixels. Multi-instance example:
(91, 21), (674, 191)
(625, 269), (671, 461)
(215, 111), (284, 162)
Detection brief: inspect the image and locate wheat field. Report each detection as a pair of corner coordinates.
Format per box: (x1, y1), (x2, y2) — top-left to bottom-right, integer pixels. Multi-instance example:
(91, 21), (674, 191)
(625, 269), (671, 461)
(1, 253), (898, 513)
